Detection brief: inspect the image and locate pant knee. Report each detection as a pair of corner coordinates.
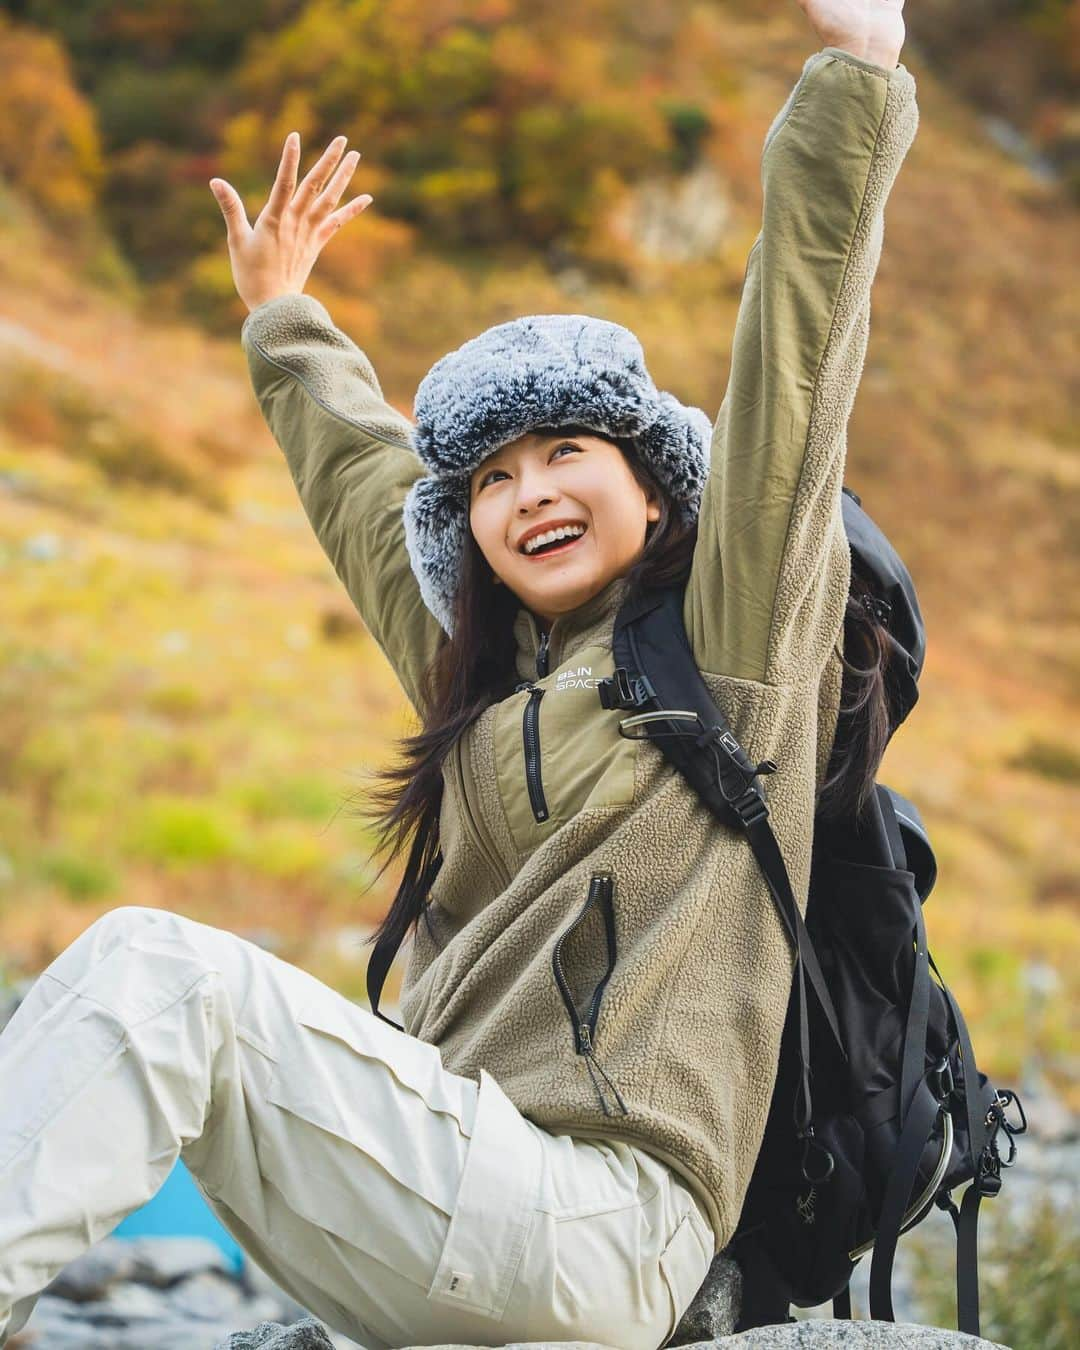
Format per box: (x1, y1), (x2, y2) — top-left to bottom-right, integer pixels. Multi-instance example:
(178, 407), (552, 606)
(62, 907), (219, 1000)
(85, 905), (189, 952)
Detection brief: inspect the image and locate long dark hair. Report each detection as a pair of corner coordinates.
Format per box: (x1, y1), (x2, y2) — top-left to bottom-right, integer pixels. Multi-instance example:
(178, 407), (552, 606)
(350, 434), (893, 962)
(816, 566), (899, 822)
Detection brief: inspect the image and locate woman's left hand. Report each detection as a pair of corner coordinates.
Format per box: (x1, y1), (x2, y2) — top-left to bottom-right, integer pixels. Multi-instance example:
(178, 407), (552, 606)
(793, 0), (906, 70)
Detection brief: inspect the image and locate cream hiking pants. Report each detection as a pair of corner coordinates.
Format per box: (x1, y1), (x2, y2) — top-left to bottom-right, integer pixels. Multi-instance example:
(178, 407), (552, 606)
(0, 907), (713, 1350)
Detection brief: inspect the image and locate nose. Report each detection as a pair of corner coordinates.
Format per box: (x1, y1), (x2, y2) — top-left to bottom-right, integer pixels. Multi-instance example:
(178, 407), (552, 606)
(514, 462), (560, 516)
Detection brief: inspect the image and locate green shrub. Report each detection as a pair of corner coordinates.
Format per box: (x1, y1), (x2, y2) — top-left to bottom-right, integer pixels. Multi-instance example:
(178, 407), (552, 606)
(125, 796), (242, 868)
(39, 850), (116, 902)
(1008, 738), (1080, 784)
(238, 827), (325, 881)
(229, 776), (339, 824)
(911, 1193), (1079, 1350)
(659, 98), (713, 171)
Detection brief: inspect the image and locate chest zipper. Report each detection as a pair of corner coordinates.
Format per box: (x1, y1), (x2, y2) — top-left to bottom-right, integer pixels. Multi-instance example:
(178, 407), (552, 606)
(516, 628), (551, 824)
(552, 873), (628, 1117)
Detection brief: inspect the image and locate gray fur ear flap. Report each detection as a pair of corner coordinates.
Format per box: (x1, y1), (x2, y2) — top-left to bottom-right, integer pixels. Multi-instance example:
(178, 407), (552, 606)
(634, 394), (713, 523)
(403, 475), (468, 637)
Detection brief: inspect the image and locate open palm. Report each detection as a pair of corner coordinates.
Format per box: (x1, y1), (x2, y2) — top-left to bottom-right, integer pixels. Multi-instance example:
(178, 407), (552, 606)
(794, 0), (906, 67)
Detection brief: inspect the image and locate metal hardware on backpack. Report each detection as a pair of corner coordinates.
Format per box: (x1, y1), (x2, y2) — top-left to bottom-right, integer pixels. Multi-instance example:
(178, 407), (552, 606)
(595, 486), (1026, 1337)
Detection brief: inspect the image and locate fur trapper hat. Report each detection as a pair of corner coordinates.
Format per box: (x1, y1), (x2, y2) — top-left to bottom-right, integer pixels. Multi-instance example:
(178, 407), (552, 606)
(403, 313), (713, 634)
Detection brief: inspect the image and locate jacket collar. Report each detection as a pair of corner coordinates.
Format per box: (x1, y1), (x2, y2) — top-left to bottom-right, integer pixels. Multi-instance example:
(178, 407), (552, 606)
(513, 574), (632, 683)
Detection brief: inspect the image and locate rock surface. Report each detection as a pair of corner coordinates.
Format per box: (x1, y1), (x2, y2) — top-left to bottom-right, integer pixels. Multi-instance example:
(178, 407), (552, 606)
(210, 1318), (1009, 1349)
(668, 1254), (742, 1344)
(215, 1318), (337, 1349)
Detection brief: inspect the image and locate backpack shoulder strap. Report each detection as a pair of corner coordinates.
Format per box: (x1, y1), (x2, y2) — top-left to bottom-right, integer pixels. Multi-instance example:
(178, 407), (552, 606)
(598, 585), (847, 1078)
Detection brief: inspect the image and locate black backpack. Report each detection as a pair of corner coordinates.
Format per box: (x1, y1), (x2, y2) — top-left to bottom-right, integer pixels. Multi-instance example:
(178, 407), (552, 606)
(594, 485), (1026, 1338)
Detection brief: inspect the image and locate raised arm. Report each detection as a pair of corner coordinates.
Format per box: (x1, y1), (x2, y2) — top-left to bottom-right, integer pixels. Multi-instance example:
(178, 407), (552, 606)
(684, 30), (918, 684)
(213, 136), (443, 714)
(241, 295), (443, 713)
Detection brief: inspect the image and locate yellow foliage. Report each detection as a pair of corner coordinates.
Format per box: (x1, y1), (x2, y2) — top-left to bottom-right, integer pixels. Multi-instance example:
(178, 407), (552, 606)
(0, 16), (103, 223)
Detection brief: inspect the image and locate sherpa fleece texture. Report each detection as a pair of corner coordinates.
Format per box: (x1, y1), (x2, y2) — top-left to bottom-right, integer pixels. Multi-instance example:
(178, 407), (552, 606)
(403, 314), (714, 634)
(240, 48), (919, 1255)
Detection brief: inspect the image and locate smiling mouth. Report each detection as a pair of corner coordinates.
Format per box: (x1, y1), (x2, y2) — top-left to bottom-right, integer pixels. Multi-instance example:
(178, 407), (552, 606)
(520, 527), (589, 560)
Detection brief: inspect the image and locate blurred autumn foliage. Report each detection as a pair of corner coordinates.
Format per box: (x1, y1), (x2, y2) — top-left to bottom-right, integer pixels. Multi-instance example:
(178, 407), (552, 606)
(0, 14), (103, 222)
(0, 1), (1076, 1108)
(2, 0), (753, 326)
(4, 0), (1076, 326)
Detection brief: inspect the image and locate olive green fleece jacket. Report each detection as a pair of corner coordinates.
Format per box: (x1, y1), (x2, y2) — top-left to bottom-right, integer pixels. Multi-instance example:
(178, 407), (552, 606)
(240, 47), (919, 1255)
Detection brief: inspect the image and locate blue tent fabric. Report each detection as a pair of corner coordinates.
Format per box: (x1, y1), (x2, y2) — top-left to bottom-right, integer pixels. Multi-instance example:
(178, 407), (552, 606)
(112, 1159), (245, 1273)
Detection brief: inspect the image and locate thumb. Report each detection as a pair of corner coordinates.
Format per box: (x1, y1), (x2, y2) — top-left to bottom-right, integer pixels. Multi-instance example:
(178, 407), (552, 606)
(209, 179), (250, 239)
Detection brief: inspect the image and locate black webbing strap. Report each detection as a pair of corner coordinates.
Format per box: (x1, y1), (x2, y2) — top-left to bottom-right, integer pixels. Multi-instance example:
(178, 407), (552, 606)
(868, 1074), (942, 1321)
(610, 591), (847, 1161)
(929, 952), (998, 1337)
(742, 811), (845, 1062)
(956, 1178), (985, 1337)
(833, 1285), (852, 1320)
(879, 789), (932, 1123)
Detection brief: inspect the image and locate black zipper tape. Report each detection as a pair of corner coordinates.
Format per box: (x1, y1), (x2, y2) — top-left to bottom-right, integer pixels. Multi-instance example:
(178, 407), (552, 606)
(521, 686), (549, 822)
(552, 873), (628, 1116)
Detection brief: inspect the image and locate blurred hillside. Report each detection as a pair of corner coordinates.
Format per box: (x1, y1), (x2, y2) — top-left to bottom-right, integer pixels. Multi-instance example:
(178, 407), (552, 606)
(0, 2), (1077, 1103)
(905, 0), (1080, 190)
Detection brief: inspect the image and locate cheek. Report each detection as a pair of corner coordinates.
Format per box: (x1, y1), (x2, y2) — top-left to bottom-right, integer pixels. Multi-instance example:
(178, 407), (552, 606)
(591, 483), (647, 545)
(469, 506), (516, 576)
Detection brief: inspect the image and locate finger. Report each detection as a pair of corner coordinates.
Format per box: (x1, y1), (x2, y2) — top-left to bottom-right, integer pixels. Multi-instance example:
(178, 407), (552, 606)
(321, 194), (374, 238)
(294, 135), (348, 209)
(261, 132), (301, 224)
(314, 149), (362, 214)
(209, 178), (251, 242)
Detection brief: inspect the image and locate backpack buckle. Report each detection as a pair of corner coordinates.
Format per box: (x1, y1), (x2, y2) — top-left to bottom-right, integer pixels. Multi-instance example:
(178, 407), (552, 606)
(597, 667), (653, 711)
(976, 1148), (1002, 1197)
(929, 1056), (955, 1102)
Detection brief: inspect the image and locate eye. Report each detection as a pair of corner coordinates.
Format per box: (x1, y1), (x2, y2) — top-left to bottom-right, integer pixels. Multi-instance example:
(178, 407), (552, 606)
(476, 443), (581, 491)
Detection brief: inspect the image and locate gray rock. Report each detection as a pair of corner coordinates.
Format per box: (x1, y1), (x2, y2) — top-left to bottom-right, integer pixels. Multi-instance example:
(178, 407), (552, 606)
(43, 1238), (138, 1300)
(130, 1235), (237, 1286)
(669, 1253), (742, 1344)
(40, 1233), (233, 1301)
(719, 1322), (1009, 1348)
(23, 1291), (261, 1349)
(215, 1316), (337, 1349)
(402, 1329), (1007, 1350)
(165, 1269), (247, 1320)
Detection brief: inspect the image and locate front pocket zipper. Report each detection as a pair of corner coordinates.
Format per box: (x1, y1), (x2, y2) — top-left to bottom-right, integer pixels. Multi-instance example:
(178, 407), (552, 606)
(552, 873), (628, 1117)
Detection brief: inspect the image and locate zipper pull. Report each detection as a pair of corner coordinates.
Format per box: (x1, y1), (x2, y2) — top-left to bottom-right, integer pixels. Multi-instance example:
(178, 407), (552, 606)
(577, 1025), (629, 1116)
(536, 629), (550, 679)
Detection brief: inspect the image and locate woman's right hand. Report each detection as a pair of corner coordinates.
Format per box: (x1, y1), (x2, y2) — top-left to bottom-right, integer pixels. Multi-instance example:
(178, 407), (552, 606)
(210, 133), (373, 314)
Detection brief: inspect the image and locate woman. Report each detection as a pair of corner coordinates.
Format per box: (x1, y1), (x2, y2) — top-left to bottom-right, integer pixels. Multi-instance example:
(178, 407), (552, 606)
(0, 3), (916, 1347)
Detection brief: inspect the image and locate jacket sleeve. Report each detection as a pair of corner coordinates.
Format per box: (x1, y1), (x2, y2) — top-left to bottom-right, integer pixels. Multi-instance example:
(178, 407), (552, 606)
(683, 47), (919, 684)
(241, 293), (444, 716)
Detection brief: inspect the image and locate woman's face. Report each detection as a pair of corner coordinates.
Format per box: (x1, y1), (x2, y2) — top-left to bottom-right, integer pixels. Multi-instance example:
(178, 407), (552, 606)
(468, 430), (661, 629)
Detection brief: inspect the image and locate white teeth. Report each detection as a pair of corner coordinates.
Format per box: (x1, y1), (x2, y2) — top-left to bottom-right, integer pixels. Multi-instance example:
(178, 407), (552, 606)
(523, 524), (586, 555)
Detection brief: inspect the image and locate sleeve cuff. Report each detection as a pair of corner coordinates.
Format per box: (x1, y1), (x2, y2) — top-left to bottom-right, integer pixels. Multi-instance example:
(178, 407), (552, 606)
(821, 45), (903, 78)
(240, 291), (335, 349)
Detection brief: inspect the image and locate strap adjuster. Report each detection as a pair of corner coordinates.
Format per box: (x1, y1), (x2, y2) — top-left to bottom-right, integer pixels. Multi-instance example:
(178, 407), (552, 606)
(696, 725), (776, 823)
(597, 667), (654, 711)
